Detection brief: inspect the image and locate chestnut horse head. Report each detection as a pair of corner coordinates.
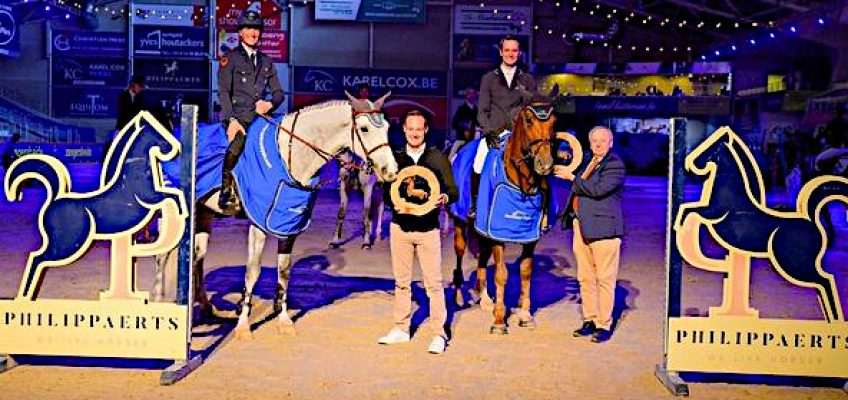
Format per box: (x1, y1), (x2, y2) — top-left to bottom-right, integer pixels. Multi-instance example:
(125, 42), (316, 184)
(504, 102), (556, 194)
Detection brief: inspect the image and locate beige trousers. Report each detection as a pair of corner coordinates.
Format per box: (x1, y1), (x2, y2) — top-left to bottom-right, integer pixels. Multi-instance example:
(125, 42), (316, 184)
(573, 220), (621, 330)
(389, 223), (447, 337)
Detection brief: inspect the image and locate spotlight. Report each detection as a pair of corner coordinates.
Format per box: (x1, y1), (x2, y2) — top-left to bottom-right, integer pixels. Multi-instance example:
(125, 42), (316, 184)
(714, 50), (720, 56)
(790, 26), (796, 32)
(701, 55), (706, 60)
(750, 39), (756, 45)
(769, 32), (775, 38)
(731, 45), (736, 51)
(818, 17), (825, 25)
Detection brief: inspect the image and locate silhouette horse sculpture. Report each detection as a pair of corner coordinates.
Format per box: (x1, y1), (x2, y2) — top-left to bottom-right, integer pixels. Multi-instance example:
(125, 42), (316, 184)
(674, 126), (847, 322)
(5, 112), (187, 301)
(450, 102), (581, 333)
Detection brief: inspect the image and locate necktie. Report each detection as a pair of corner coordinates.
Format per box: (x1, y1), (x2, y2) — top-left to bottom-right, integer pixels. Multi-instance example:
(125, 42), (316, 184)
(573, 156), (602, 213)
(581, 156), (601, 179)
(249, 53), (257, 67)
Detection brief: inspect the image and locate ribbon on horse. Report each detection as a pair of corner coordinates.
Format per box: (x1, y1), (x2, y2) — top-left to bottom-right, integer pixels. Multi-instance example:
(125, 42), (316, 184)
(232, 116), (320, 238)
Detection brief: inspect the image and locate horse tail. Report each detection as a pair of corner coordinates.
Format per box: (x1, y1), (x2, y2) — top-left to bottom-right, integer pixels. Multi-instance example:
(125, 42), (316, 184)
(4, 156), (70, 203)
(800, 176), (848, 222)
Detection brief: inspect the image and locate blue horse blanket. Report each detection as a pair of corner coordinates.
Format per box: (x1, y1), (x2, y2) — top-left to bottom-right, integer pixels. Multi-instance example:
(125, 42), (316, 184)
(160, 123), (228, 200)
(474, 147), (546, 243)
(163, 117), (319, 238)
(450, 138), (563, 243)
(448, 138), (480, 222)
(232, 117), (319, 237)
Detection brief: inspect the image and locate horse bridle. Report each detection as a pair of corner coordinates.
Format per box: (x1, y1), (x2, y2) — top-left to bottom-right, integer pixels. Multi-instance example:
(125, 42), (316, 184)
(262, 106), (391, 177)
(511, 104), (555, 176)
(350, 109), (391, 171)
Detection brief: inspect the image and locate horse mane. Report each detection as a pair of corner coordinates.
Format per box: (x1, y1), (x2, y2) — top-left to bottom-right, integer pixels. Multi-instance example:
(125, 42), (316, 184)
(294, 100), (352, 116)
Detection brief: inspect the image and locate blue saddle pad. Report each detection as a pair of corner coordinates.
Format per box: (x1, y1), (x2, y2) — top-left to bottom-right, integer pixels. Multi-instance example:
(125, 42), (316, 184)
(231, 117), (319, 237)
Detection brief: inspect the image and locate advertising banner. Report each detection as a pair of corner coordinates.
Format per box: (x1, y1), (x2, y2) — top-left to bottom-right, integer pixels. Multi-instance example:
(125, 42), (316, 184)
(52, 57), (128, 87)
(0, 0), (20, 57)
(216, 0), (282, 31)
(52, 87), (122, 118)
(131, 4), (206, 27)
(133, 25), (209, 58)
(315, 0), (425, 23)
(134, 58), (208, 90)
(453, 5), (531, 36)
(7, 142), (105, 163)
(51, 30), (127, 58)
(216, 30), (287, 62)
(293, 66), (446, 97)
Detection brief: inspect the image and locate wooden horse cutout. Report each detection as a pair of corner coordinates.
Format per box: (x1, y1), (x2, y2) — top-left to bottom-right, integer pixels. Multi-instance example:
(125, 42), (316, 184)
(5, 112), (187, 301)
(674, 126), (847, 322)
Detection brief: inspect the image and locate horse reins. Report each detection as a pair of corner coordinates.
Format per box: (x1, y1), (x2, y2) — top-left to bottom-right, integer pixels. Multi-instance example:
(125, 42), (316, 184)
(259, 106), (389, 180)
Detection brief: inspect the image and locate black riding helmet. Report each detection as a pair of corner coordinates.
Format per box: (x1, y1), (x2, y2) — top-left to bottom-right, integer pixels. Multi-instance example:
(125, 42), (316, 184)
(237, 10), (264, 30)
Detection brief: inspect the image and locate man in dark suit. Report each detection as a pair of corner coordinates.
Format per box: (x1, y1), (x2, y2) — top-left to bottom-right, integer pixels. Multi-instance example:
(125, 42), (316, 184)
(555, 126), (626, 343)
(116, 75), (147, 130)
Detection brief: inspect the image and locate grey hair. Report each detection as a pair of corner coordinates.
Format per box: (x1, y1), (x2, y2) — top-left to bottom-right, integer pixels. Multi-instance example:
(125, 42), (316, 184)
(588, 125), (613, 139)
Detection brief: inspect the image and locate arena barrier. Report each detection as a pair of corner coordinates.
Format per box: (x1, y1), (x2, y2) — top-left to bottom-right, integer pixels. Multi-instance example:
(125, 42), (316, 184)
(0, 105), (201, 385)
(657, 118), (848, 396)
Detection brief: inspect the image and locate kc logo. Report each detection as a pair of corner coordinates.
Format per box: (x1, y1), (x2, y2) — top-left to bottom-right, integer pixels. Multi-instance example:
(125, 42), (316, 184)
(304, 69), (335, 92)
(4, 112), (187, 302)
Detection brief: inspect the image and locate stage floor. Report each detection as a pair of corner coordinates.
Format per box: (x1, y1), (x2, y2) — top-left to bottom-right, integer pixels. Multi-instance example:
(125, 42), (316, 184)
(0, 164), (846, 399)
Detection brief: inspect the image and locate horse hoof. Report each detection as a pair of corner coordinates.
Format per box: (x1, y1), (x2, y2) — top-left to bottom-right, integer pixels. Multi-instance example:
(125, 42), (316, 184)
(361, 243), (372, 250)
(194, 302), (216, 323)
(328, 241), (342, 249)
(489, 324), (508, 335)
(234, 324), (253, 340)
(277, 321), (297, 336)
(519, 318), (536, 329)
(480, 295), (494, 311)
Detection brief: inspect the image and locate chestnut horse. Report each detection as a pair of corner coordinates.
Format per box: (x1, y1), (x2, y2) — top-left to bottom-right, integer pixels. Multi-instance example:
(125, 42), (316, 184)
(450, 103), (557, 334)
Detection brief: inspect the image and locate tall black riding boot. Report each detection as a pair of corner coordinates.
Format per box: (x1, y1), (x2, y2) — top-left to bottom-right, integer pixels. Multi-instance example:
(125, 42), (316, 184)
(219, 133), (246, 215)
(468, 172), (481, 221)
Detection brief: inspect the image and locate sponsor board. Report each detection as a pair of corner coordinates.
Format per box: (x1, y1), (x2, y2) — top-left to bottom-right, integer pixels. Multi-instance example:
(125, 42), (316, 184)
(52, 57), (128, 87)
(133, 25), (209, 58)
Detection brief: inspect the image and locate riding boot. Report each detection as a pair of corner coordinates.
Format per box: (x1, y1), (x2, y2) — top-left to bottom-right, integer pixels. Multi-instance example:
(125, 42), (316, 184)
(235, 287), (252, 317)
(468, 172), (481, 221)
(219, 134), (246, 215)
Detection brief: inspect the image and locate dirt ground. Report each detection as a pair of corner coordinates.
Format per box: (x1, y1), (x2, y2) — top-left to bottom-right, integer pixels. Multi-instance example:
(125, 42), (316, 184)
(0, 165), (846, 399)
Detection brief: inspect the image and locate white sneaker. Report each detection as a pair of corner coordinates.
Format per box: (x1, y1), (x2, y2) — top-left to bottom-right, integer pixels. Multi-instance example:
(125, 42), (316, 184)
(427, 335), (447, 354)
(378, 327), (410, 345)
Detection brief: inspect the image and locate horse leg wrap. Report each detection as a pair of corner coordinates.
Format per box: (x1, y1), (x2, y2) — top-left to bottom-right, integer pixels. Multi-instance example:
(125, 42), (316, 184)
(235, 288), (252, 317)
(273, 283), (287, 315)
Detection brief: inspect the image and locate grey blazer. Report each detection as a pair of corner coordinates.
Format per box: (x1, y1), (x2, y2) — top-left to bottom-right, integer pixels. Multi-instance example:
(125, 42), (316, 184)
(477, 67), (536, 135)
(563, 152), (626, 241)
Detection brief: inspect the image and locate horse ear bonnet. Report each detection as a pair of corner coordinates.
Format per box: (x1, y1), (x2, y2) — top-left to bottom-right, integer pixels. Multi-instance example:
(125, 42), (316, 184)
(528, 105), (553, 121)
